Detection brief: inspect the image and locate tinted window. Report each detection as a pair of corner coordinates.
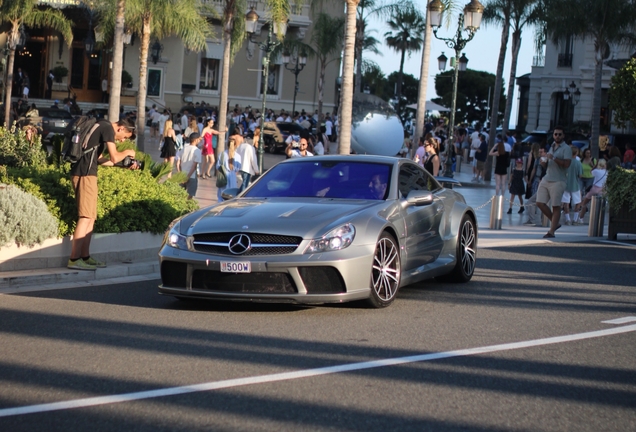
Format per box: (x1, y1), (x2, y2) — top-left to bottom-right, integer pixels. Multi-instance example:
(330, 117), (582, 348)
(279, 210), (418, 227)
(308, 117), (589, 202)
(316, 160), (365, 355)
(244, 161), (392, 200)
(398, 163), (439, 198)
(42, 110), (72, 119)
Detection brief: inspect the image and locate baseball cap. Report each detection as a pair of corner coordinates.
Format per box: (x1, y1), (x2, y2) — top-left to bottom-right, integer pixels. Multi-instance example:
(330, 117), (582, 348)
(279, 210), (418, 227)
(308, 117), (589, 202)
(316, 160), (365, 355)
(189, 132), (200, 141)
(516, 158), (523, 164)
(54, 99), (59, 103)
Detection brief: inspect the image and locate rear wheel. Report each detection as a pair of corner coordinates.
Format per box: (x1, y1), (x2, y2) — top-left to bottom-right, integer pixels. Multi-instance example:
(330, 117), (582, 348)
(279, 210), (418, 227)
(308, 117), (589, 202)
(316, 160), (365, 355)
(268, 140), (278, 154)
(439, 215), (476, 282)
(367, 232), (401, 308)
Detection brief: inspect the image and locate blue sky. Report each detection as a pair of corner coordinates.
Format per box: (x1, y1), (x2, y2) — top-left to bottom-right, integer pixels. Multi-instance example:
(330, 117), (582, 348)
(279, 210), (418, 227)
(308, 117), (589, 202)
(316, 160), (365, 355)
(366, 12), (538, 128)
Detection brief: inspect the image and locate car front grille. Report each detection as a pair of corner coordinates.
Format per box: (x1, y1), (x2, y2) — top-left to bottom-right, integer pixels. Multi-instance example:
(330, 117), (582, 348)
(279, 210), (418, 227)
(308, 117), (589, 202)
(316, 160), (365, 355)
(192, 232), (302, 256)
(161, 261), (188, 288)
(192, 270), (297, 293)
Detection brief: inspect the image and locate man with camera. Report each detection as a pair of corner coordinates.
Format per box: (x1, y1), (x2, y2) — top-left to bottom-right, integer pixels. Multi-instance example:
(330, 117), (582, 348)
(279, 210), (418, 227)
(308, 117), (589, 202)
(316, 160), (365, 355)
(68, 118), (138, 270)
(286, 137), (313, 158)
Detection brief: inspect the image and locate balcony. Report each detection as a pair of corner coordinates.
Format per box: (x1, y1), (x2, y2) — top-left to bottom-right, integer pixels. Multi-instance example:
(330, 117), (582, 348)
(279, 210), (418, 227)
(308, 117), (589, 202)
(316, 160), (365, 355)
(558, 53), (573, 68)
(533, 55), (545, 67)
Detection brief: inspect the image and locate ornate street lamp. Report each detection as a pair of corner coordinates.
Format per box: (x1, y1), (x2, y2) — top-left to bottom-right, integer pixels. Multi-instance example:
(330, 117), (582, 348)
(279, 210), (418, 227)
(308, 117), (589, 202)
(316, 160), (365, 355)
(429, 0), (484, 178)
(150, 40), (163, 64)
(245, 6), (288, 173)
(283, 50), (307, 115)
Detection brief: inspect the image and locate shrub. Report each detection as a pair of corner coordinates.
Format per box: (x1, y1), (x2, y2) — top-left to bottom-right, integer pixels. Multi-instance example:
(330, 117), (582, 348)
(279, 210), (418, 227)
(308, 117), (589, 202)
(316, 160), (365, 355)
(1, 164), (198, 237)
(606, 167), (636, 212)
(0, 124), (48, 168)
(0, 184), (59, 247)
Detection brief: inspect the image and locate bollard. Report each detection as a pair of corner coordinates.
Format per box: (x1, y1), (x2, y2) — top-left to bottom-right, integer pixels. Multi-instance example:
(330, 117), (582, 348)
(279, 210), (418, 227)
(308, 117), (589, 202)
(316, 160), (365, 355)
(588, 195), (606, 237)
(489, 195), (504, 229)
(456, 155), (462, 173)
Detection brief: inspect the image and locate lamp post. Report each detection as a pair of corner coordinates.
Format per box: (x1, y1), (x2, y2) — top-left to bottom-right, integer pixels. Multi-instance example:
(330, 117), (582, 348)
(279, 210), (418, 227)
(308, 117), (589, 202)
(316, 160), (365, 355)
(282, 50), (307, 115)
(428, 0), (483, 178)
(245, 6), (288, 173)
(563, 80), (580, 128)
(150, 40), (163, 64)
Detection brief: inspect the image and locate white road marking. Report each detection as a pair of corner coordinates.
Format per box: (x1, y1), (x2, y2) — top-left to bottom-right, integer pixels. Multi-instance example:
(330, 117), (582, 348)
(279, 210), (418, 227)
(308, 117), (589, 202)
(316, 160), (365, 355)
(1, 323), (635, 418)
(602, 316), (636, 324)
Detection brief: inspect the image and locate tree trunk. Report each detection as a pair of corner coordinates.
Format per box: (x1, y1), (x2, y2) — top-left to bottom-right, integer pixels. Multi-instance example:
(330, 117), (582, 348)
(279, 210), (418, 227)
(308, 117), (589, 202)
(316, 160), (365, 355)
(317, 58), (326, 124)
(484, 17), (510, 182)
(338, 0), (361, 155)
(109, 0), (126, 123)
(502, 29), (521, 137)
(396, 47), (406, 99)
(136, 16), (151, 153)
(217, 17), (232, 158)
(414, 6), (432, 156)
(590, 44), (603, 159)
(3, 49), (15, 127)
(354, 15), (364, 94)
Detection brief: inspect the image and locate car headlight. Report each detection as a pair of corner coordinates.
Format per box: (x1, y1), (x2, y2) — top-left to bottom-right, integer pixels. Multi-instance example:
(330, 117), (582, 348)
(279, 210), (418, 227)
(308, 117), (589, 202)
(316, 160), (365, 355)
(305, 224), (355, 254)
(166, 220), (189, 250)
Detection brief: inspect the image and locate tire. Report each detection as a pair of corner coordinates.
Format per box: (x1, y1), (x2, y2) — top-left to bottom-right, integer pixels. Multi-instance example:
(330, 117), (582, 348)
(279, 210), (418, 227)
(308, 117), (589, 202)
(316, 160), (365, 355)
(438, 214), (476, 283)
(268, 140), (278, 154)
(367, 232), (401, 308)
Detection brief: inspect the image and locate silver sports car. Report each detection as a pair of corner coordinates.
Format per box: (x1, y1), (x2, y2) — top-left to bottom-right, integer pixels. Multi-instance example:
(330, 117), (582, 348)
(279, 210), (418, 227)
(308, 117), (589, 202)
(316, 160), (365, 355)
(159, 155), (477, 308)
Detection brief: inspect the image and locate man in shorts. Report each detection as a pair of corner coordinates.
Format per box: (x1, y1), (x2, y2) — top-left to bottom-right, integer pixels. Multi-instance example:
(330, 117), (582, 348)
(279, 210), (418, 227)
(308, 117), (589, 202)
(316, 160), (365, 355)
(536, 126), (572, 238)
(68, 119), (137, 270)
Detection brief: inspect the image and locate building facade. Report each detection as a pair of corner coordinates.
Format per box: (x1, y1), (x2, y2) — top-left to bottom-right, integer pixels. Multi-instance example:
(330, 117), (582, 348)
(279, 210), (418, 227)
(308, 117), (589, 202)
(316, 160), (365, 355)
(1, 0), (344, 114)
(523, 35), (635, 135)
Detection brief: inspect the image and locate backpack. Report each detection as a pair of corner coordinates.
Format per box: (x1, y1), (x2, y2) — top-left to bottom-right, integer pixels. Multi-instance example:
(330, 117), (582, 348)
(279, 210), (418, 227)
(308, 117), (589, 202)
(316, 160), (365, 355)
(62, 116), (100, 164)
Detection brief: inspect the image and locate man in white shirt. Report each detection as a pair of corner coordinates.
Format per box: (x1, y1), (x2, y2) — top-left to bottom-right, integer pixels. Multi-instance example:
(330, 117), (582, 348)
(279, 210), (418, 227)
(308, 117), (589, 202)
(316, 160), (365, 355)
(158, 110), (169, 136)
(236, 135), (260, 192)
(325, 115), (333, 142)
(180, 110), (189, 131)
(176, 133), (202, 199)
(150, 109), (162, 139)
(470, 124), (488, 179)
(286, 138), (313, 158)
(276, 111), (286, 122)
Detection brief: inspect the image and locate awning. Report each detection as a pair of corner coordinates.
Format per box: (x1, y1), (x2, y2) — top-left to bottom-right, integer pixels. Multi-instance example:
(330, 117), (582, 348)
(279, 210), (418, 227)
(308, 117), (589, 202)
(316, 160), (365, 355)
(406, 101), (450, 112)
(205, 41), (223, 59)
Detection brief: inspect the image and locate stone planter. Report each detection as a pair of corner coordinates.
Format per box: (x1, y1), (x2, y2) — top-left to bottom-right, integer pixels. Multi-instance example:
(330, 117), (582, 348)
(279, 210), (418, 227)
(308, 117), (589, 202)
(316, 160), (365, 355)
(608, 204), (636, 240)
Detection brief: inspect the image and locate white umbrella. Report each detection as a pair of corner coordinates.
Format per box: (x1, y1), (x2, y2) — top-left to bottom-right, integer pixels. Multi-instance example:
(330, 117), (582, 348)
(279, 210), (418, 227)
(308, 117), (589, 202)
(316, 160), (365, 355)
(406, 101), (450, 112)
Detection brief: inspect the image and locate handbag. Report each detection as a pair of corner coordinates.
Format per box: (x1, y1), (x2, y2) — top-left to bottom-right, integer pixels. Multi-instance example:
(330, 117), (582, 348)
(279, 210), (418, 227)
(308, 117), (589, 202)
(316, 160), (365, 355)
(216, 154), (227, 188)
(585, 172), (606, 194)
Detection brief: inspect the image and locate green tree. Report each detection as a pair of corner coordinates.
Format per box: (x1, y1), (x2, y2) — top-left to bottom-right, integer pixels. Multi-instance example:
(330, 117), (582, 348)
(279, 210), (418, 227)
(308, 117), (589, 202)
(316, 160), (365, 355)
(433, 68), (505, 124)
(387, 71), (418, 123)
(609, 58), (636, 128)
(482, 0), (512, 180)
(383, 6), (425, 99)
(362, 62), (389, 100)
(310, 13), (344, 124)
(542, 0), (636, 157)
(0, 0), (73, 126)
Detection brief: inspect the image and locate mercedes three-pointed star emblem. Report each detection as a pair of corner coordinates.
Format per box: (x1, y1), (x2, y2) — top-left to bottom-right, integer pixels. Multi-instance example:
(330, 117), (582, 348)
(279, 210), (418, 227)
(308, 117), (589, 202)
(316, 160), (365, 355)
(228, 234), (252, 255)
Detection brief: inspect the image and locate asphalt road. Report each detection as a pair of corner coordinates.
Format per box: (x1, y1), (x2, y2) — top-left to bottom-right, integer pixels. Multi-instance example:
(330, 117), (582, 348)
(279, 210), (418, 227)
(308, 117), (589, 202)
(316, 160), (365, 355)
(1, 241), (635, 431)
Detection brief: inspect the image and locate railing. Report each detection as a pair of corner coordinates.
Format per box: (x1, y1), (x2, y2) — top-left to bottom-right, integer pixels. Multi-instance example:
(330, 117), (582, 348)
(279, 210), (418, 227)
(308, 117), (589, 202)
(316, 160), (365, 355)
(558, 53), (573, 68)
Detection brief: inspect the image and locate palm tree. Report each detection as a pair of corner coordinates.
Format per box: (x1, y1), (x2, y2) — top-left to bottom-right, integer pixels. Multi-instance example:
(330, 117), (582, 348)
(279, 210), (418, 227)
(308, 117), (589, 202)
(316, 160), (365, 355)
(311, 13), (344, 123)
(339, 0), (361, 154)
(384, 7), (425, 100)
(109, 0), (127, 123)
(122, 0), (211, 151)
(0, 0), (73, 126)
(541, 0), (636, 158)
(482, 0), (512, 181)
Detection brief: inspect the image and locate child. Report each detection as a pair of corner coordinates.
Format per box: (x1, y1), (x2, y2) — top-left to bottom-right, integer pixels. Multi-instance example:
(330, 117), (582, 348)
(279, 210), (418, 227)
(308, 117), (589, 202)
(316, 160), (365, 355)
(507, 158), (526, 214)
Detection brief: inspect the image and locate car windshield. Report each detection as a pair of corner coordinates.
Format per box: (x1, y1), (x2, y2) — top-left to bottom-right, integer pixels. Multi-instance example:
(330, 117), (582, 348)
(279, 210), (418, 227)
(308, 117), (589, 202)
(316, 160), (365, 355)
(244, 160), (392, 200)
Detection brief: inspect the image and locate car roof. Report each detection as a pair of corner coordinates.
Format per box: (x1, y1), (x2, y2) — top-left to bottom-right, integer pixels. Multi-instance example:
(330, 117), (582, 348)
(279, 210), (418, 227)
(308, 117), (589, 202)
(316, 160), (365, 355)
(39, 108), (73, 118)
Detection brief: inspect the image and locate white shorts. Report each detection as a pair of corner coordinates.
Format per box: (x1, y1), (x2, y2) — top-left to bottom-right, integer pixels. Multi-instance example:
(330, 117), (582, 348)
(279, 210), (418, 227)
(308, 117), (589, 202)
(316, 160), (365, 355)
(561, 190), (581, 205)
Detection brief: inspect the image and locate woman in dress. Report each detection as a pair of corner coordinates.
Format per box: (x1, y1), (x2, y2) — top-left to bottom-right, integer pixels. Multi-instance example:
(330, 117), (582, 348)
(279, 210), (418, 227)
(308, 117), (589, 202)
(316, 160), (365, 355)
(423, 137), (440, 177)
(507, 158), (525, 214)
(489, 138), (510, 196)
(160, 119), (177, 178)
(200, 118), (224, 179)
(216, 139), (242, 202)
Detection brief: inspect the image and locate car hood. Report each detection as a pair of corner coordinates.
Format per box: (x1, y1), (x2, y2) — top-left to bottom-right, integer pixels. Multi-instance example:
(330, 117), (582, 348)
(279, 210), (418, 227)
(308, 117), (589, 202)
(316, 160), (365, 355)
(181, 198), (383, 238)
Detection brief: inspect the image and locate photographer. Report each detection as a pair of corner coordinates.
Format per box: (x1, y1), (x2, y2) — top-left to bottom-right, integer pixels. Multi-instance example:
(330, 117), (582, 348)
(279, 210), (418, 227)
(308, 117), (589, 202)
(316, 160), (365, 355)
(286, 137), (313, 158)
(68, 119), (137, 271)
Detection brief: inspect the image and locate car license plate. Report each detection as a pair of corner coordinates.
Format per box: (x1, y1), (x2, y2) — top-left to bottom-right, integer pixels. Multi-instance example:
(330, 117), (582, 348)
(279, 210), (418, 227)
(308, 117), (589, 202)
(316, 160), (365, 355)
(221, 261), (251, 273)
(55, 121), (66, 127)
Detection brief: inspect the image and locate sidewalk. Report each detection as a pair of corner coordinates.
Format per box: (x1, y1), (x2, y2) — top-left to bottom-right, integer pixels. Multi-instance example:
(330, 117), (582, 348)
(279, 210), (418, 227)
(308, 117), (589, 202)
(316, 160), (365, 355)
(2, 131), (632, 294)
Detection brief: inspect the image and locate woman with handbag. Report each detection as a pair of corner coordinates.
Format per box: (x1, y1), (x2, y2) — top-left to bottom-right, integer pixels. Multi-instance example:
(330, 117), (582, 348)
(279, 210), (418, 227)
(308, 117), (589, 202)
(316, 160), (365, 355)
(579, 148), (596, 197)
(216, 139), (242, 202)
(577, 158), (607, 223)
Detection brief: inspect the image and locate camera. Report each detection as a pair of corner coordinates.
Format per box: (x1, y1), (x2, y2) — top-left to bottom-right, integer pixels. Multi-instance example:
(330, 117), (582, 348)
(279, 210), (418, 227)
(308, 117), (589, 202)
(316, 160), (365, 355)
(292, 141), (300, 149)
(118, 155), (144, 170)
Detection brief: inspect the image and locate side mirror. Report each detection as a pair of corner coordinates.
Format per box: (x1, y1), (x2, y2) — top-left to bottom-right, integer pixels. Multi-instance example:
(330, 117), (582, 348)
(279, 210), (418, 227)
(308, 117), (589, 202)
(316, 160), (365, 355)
(221, 187), (240, 201)
(405, 190), (434, 206)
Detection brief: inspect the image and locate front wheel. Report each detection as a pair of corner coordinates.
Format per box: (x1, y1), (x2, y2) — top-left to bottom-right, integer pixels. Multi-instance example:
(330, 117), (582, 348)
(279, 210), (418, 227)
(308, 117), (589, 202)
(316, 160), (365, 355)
(438, 215), (476, 283)
(367, 232), (401, 308)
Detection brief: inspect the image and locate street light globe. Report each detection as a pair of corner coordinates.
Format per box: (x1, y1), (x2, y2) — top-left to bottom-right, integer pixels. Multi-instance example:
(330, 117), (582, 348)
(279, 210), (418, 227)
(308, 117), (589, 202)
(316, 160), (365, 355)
(274, 20), (288, 38)
(463, 0), (485, 30)
(245, 7), (260, 34)
(282, 51), (291, 64)
(458, 53), (469, 71)
(437, 52), (448, 71)
(299, 52), (308, 65)
(427, 0), (445, 28)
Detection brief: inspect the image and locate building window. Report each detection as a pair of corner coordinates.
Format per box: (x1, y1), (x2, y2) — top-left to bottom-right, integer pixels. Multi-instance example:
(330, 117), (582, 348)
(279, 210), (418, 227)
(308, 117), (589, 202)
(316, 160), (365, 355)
(199, 58), (219, 90)
(260, 64), (280, 95)
(558, 34), (573, 68)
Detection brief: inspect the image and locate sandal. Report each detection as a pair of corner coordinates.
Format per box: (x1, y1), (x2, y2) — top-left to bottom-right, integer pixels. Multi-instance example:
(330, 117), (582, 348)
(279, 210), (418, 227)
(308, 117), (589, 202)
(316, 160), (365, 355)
(543, 232), (555, 238)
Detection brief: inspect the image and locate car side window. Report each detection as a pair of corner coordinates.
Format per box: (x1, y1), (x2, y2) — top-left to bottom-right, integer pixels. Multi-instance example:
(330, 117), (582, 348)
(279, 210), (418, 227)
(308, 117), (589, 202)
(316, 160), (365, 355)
(398, 163), (439, 198)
